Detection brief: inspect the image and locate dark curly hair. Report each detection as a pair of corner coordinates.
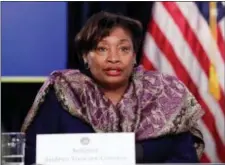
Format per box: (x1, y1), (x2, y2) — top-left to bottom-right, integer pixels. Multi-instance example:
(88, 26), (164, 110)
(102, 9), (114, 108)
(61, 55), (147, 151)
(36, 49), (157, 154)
(75, 11), (142, 57)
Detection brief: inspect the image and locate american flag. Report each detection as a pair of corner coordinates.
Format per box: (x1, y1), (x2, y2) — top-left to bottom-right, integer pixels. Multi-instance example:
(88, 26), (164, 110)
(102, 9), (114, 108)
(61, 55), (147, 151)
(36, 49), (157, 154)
(141, 2), (225, 163)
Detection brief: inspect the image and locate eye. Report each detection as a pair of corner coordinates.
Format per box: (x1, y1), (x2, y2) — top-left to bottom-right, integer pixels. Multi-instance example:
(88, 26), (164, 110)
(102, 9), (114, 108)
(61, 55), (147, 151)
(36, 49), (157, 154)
(97, 46), (108, 52)
(120, 46), (131, 53)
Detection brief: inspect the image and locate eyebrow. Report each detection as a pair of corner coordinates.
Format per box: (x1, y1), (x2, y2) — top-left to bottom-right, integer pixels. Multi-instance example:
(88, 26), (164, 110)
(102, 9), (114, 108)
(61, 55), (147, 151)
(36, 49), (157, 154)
(119, 39), (130, 43)
(99, 38), (131, 45)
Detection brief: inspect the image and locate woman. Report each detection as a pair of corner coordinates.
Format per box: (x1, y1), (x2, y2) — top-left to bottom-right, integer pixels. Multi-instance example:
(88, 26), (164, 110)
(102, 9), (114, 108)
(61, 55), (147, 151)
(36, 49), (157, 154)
(21, 11), (205, 165)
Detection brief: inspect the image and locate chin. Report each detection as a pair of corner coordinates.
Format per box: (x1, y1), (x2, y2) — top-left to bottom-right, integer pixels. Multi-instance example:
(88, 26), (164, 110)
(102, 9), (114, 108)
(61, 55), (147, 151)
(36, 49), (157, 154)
(104, 78), (127, 87)
(94, 74), (128, 88)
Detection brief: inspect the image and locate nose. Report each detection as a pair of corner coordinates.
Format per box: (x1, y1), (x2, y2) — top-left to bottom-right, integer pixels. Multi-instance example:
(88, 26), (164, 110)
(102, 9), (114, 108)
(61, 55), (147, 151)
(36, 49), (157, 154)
(107, 49), (120, 63)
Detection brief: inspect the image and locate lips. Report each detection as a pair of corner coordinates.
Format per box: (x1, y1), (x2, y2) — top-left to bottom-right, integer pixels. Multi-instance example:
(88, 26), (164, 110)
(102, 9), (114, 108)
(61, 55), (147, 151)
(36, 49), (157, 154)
(104, 68), (122, 76)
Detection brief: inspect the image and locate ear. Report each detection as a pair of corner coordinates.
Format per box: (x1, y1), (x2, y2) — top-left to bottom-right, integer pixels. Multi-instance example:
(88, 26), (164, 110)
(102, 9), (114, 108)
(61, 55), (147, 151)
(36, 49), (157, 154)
(82, 54), (88, 63)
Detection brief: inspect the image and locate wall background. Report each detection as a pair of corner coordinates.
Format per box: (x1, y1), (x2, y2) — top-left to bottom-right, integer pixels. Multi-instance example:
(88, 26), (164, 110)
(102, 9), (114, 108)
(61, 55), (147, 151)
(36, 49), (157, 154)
(2, 2), (67, 77)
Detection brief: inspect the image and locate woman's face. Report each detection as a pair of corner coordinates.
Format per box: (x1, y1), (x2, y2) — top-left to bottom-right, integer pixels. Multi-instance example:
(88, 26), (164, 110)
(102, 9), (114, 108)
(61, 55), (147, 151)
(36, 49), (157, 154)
(84, 27), (136, 88)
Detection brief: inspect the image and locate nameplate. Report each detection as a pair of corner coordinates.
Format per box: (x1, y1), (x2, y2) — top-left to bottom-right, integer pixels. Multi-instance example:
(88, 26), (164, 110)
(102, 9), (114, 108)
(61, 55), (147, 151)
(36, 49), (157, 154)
(36, 133), (135, 165)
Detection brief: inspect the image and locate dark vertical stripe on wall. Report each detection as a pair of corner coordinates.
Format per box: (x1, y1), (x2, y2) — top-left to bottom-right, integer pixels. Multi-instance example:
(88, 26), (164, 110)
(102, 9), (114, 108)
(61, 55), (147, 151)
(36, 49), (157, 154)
(126, 2), (154, 63)
(67, 2), (83, 70)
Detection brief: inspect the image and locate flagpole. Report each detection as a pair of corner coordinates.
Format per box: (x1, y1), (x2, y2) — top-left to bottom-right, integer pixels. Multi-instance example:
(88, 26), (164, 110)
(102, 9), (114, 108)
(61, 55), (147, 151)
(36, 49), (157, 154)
(208, 1), (220, 100)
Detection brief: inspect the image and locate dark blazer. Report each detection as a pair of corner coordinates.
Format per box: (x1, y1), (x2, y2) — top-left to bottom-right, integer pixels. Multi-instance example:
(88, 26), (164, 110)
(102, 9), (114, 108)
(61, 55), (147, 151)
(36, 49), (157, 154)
(25, 88), (199, 165)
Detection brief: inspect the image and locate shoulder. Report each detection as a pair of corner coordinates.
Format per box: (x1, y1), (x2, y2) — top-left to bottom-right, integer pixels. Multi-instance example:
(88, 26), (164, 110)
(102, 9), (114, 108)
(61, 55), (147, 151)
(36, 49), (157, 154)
(49, 69), (87, 80)
(142, 69), (187, 97)
(32, 69), (91, 107)
(44, 69), (93, 86)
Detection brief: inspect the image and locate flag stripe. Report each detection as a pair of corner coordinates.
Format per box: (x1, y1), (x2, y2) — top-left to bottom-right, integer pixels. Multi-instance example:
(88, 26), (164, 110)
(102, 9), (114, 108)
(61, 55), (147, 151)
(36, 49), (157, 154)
(163, 2), (209, 74)
(198, 121), (220, 162)
(143, 34), (176, 74)
(148, 18), (225, 161)
(141, 53), (156, 71)
(163, 2), (225, 115)
(175, 2), (225, 92)
(152, 2), (225, 144)
(219, 17), (225, 39)
(217, 26), (225, 61)
(201, 153), (211, 163)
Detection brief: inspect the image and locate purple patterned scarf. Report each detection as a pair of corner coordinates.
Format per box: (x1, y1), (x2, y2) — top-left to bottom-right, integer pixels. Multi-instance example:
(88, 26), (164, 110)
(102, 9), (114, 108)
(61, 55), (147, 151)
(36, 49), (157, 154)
(21, 65), (204, 158)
